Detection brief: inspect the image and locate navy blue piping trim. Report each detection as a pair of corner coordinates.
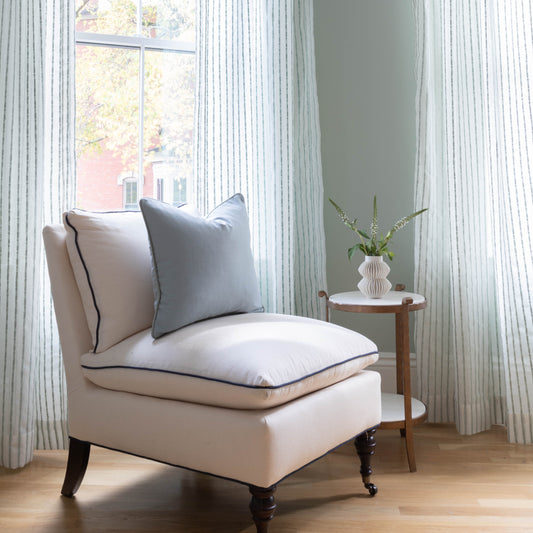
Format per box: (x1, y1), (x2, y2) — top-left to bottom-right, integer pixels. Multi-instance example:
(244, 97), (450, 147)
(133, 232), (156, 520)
(71, 424), (380, 488)
(66, 207), (187, 350)
(81, 350), (378, 390)
(65, 213), (102, 352)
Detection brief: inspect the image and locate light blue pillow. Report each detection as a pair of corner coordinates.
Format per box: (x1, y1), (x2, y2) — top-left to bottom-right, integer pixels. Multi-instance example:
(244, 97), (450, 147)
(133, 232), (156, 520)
(139, 194), (263, 338)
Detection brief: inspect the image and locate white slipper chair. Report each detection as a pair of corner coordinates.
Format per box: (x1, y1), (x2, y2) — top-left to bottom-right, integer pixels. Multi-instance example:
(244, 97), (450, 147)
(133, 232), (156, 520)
(43, 200), (381, 533)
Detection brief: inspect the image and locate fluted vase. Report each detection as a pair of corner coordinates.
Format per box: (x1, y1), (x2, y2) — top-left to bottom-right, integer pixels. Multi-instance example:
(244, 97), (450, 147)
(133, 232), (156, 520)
(357, 255), (392, 298)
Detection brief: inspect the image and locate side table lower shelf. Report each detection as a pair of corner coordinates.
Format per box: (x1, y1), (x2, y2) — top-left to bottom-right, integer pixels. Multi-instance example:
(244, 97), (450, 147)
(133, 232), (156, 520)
(380, 393), (427, 428)
(380, 393), (428, 473)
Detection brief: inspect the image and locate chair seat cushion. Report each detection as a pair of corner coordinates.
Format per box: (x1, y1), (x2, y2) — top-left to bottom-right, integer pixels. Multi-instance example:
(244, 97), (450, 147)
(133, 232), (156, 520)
(80, 313), (378, 409)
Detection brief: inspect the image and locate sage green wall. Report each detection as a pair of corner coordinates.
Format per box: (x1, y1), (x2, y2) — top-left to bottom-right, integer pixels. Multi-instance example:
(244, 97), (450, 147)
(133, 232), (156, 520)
(314, 0), (417, 352)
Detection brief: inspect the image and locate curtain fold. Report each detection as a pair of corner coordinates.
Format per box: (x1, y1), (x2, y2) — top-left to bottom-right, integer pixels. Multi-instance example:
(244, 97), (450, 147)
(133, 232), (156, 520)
(0, 0), (75, 468)
(414, 0), (533, 443)
(193, 0), (327, 319)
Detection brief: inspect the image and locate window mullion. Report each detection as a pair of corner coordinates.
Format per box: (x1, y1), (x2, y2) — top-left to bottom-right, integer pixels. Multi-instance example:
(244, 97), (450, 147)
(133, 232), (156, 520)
(137, 0), (142, 36)
(76, 32), (195, 53)
(138, 42), (145, 202)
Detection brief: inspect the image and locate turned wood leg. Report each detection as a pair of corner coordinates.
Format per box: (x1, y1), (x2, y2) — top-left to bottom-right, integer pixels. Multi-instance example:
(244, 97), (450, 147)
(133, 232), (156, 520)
(354, 429), (378, 496)
(249, 485), (277, 533)
(61, 437), (91, 497)
(404, 424), (417, 472)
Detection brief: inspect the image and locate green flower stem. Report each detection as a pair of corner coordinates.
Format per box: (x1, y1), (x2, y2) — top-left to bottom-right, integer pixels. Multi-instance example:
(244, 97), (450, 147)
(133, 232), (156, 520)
(329, 196), (428, 262)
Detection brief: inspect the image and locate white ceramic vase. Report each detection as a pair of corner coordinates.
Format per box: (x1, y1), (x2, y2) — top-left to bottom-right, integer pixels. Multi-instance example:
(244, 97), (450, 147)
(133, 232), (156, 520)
(357, 255), (392, 299)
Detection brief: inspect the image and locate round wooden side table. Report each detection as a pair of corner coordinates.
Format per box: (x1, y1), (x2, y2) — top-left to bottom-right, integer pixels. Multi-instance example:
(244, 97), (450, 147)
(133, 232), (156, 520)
(319, 284), (427, 472)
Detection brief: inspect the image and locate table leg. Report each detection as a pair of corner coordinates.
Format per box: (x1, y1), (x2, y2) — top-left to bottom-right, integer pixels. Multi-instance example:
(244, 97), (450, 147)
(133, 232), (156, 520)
(397, 297), (416, 472)
(395, 313), (405, 397)
(404, 422), (416, 473)
(395, 312), (406, 439)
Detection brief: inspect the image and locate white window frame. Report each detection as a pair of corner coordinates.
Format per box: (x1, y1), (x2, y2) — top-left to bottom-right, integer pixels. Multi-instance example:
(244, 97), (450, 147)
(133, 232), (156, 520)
(122, 176), (138, 210)
(118, 171), (139, 209)
(75, 6), (195, 205)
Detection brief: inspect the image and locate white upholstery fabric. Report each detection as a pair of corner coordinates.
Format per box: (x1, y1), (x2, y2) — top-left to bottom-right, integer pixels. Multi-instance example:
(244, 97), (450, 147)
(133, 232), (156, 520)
(81, 313), (378, 409)
(68, 370), (381, 487)
(63, 210), (154, 353)
(63, 206), (199, 352)
(44, 223), (382, 489)
(43, 225), (93, 390)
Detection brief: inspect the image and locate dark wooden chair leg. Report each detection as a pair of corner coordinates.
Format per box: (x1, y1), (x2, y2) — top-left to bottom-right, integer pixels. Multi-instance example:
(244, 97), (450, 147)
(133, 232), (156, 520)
(61, 437), (91, 497)
(354, 429), (378, 496)
(249, 484), (277, 533)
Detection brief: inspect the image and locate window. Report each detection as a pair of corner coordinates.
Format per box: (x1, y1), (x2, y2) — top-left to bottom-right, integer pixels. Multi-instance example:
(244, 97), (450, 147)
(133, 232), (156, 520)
(119, 173), (138, 209)
(75, 0), (195, 211)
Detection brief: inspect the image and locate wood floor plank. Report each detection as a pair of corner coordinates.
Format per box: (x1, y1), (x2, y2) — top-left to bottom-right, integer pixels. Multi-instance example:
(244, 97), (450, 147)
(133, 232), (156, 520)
(1, 424), (532, 532)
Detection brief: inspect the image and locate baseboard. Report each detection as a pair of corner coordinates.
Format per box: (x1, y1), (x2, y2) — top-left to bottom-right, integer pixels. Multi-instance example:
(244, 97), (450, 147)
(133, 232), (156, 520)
(372, 351), (417, 396)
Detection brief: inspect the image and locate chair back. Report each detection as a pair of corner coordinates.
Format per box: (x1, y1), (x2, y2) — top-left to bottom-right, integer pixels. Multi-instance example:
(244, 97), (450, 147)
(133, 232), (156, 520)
(43, 224), (93, 392)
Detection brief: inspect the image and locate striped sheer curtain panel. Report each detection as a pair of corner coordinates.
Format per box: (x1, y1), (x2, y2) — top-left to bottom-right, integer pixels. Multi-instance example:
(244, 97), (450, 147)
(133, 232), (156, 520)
(194, 0), (327, 319)
(0, 0), (75, 468)
(413, 0), (533, 443)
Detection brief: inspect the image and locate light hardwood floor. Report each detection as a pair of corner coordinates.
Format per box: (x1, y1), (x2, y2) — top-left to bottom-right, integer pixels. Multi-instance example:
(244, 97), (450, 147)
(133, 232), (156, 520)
(1, 424), (533, 532)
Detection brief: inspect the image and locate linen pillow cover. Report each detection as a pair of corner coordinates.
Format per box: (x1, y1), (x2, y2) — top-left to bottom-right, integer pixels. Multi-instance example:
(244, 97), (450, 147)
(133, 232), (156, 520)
(63, 204), (200, 352)
(63, 210), (153, 352)
(139, 194), (263, 338)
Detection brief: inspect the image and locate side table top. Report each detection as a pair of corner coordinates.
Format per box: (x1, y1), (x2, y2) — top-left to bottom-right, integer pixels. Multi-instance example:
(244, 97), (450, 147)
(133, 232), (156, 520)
(322, 290), (426, 314)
